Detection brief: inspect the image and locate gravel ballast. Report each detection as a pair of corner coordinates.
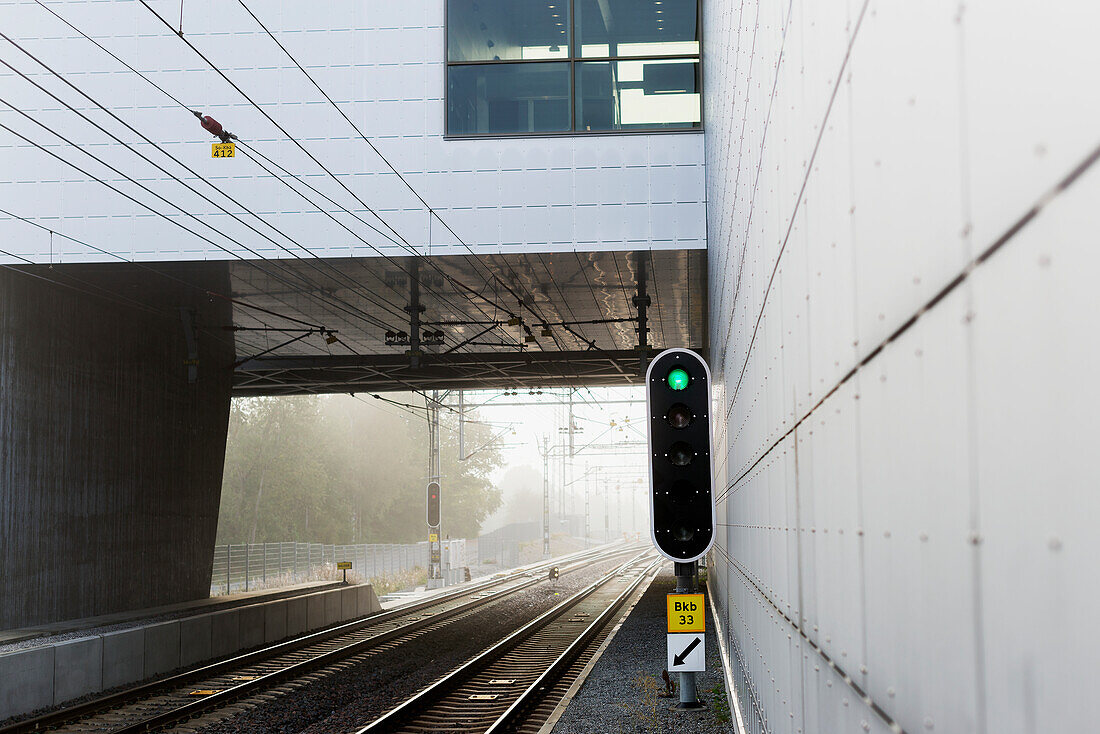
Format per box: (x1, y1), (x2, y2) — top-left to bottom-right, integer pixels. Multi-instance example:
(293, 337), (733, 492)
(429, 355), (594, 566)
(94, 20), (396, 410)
(187, 554), (637, 734)
(550, 567), (736, 734)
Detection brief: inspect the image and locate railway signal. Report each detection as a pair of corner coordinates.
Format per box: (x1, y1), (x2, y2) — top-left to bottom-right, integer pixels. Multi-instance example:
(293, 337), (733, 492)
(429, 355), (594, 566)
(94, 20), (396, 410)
(645, 348), (716, 563)
(426, 481), (441, 528)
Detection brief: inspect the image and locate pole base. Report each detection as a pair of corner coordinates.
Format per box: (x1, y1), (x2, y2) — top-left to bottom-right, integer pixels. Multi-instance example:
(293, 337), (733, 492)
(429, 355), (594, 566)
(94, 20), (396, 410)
(671, 700), (706, 711)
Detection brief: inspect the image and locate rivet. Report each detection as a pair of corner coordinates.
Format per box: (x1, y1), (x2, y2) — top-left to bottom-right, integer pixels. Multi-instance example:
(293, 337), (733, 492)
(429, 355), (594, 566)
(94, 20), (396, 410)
(887, 687), (895, 697)
(969, 532), (982, 545)
(924, 717), (935, 730)
(860, 664), (868, 674)
(1049, 537), (1063, 551)
(920, 532), (929, 542)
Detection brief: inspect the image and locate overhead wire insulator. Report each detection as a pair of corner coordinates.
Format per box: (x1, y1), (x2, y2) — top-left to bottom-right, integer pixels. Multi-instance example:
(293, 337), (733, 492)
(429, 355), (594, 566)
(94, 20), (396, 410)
(192, 110), (237, 143)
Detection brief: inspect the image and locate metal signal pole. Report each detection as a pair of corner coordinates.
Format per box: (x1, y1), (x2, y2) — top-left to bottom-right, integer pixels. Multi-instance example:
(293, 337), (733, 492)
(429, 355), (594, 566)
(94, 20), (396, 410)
(584, 462), (590, 549)
(426, 390), (443, 588)
(542, 435), (550, 559)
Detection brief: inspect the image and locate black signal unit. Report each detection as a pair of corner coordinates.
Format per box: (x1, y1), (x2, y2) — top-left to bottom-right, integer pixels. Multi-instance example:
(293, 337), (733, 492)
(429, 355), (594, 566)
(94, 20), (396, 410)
(646, 348), (716, 562)
(426, 481), (441, 528)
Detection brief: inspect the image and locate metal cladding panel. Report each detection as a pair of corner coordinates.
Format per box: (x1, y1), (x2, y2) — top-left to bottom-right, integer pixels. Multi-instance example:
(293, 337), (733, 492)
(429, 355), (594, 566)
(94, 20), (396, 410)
(807, 379), (865, 674)
(0, 1), (704, 264)
(857, 288), (981, 731)
(964, 1), (1100, 250)
(848, 2), (969, 358)
(705, 0), (1099, 732)
(971, 167), (1100, 733)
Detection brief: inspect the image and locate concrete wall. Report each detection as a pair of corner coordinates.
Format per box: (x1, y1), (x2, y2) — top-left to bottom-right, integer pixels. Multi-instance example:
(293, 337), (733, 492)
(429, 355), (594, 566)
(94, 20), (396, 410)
(703, 1), (1100, 733)
(0, 262), (234, 629)
(0, 2), (704, 261)
(0, 584), (381, 721)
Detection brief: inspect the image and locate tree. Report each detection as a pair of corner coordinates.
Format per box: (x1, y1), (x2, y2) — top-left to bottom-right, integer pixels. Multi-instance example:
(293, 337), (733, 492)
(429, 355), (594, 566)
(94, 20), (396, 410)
(216, 394), (505, 545)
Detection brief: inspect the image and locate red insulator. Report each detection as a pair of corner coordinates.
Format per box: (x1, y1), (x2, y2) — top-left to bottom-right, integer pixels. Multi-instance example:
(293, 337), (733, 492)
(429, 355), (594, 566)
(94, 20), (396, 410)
(200, 115), (224, 137)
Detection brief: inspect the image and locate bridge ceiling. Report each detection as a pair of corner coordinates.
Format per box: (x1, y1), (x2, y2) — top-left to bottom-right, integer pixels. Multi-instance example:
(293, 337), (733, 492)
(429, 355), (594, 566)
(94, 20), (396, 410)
(228, 249), (706, 395)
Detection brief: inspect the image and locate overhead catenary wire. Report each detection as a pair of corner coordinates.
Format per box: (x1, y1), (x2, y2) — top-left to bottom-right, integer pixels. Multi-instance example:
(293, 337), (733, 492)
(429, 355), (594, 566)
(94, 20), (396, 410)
(181, 0), (621, 386)
(0, 98), (402, 338)
(24, 0), (535, 364)
(2, 26), (536, 377)
(21, 0), (622, 392)
(135, 0), (535, 330)
(33, 0), (622, 363)
(0, 37), (419, 334)
(229, 0), (608, 354)
(0, 205), (323, 357)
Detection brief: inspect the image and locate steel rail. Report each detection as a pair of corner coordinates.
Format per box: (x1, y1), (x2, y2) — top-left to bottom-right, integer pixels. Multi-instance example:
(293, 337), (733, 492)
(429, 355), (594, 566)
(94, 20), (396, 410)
(0, 543), (633, 734)
(355, 551), (660, 733)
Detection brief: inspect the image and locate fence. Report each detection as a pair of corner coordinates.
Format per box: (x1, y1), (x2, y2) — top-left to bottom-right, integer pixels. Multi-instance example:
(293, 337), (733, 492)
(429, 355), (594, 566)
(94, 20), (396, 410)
(210, 541), (426, 595)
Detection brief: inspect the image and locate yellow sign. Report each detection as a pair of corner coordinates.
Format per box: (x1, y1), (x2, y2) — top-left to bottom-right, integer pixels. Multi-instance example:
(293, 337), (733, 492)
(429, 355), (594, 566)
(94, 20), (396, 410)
(429, 532), (439, 542)
(667, 593), (705, 633)
(336, 561), (353, 570)
(212, 142), (235, 158)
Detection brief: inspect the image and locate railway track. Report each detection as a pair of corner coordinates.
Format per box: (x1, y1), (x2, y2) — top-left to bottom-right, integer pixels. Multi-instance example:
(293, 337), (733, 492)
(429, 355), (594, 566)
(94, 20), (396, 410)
(356, 551), (661, 734)
(1, 543), (637, 734)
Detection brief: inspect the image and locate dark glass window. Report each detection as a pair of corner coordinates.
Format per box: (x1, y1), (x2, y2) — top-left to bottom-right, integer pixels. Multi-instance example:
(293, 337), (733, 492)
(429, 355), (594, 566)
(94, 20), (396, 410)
(448, 63), (571, 135)
(448, 0), (570, 61)
(575, 0), (698, 58)
(447, 0), (701, 136)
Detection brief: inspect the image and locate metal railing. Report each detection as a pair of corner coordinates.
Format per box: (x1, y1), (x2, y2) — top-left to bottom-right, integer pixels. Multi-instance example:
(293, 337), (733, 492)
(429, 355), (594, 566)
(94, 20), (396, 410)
(210, 541), (427, 595)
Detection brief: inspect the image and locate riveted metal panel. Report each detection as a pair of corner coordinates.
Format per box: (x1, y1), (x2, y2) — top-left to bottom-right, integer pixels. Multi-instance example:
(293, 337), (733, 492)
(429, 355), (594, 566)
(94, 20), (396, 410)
(970, 166), (1100, 734)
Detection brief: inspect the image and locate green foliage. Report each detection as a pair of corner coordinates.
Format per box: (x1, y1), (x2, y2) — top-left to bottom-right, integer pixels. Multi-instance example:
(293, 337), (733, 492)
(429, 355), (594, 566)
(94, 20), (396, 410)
(216, 394), (504, 545)
(710, 683), (732, 723)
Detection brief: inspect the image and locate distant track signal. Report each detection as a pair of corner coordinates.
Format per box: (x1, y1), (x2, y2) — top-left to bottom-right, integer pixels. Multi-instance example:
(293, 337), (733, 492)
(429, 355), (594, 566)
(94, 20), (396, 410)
(427, 481), (441, 528)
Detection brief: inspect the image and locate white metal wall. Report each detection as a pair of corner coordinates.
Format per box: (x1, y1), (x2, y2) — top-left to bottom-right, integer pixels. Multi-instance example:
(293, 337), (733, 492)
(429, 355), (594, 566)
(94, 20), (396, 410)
(703, 1), (1100, 732)
(0, 0), (704, 263)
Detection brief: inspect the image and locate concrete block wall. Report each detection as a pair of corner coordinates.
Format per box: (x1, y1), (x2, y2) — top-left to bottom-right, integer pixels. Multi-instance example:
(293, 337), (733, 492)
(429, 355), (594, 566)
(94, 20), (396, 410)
(0, 262), (234, 630)
(0, 584), (380, 722)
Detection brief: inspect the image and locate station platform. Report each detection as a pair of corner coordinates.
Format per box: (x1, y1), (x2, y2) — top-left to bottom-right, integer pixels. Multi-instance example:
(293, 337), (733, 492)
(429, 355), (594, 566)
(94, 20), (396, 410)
(545, 568), (735, 734)
(0, 581), (343, 649)
(0, 581), (380, 722)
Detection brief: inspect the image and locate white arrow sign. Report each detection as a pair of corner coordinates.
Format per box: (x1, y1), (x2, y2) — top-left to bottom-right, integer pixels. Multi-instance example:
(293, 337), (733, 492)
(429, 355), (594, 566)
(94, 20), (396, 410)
(667, 633), (705, 672)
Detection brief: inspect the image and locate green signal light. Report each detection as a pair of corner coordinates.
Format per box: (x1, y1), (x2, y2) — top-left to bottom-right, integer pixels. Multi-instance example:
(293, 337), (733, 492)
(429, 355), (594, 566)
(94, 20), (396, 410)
(667, 367), (690, 391)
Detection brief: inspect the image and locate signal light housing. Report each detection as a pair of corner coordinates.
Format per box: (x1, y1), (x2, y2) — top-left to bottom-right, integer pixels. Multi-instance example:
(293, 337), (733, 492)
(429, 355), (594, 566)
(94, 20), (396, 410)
(646, 348), (715, 563)
(426, 481), (441, 528)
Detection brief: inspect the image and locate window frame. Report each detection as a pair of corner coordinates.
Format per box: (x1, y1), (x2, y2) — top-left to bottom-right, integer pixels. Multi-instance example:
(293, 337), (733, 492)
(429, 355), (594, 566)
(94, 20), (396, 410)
(444, 0), (704, 139)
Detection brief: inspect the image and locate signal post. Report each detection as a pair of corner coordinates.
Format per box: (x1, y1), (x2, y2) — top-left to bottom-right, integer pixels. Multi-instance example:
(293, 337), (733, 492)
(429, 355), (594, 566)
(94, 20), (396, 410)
(646, 348), (715, 710)
(426, 480), (443, 588)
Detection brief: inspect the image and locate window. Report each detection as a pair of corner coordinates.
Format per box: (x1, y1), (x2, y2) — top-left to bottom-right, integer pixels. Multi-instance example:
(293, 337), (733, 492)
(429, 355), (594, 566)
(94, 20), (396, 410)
(447, 0), (701, 136)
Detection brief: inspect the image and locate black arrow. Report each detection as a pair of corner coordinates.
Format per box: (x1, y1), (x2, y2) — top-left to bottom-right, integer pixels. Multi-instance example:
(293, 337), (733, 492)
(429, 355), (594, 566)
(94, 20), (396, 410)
(673, 636), (701, 666)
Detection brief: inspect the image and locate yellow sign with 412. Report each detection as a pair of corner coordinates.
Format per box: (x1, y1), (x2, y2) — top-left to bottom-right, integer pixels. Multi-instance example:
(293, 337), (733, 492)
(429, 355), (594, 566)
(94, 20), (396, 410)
(212, 142), (235, 158)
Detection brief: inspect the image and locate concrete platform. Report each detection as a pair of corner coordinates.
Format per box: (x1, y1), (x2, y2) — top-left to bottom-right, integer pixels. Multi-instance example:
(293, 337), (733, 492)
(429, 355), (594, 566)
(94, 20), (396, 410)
(0, 583), (380, 724)
(0, 580), (342, 649)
